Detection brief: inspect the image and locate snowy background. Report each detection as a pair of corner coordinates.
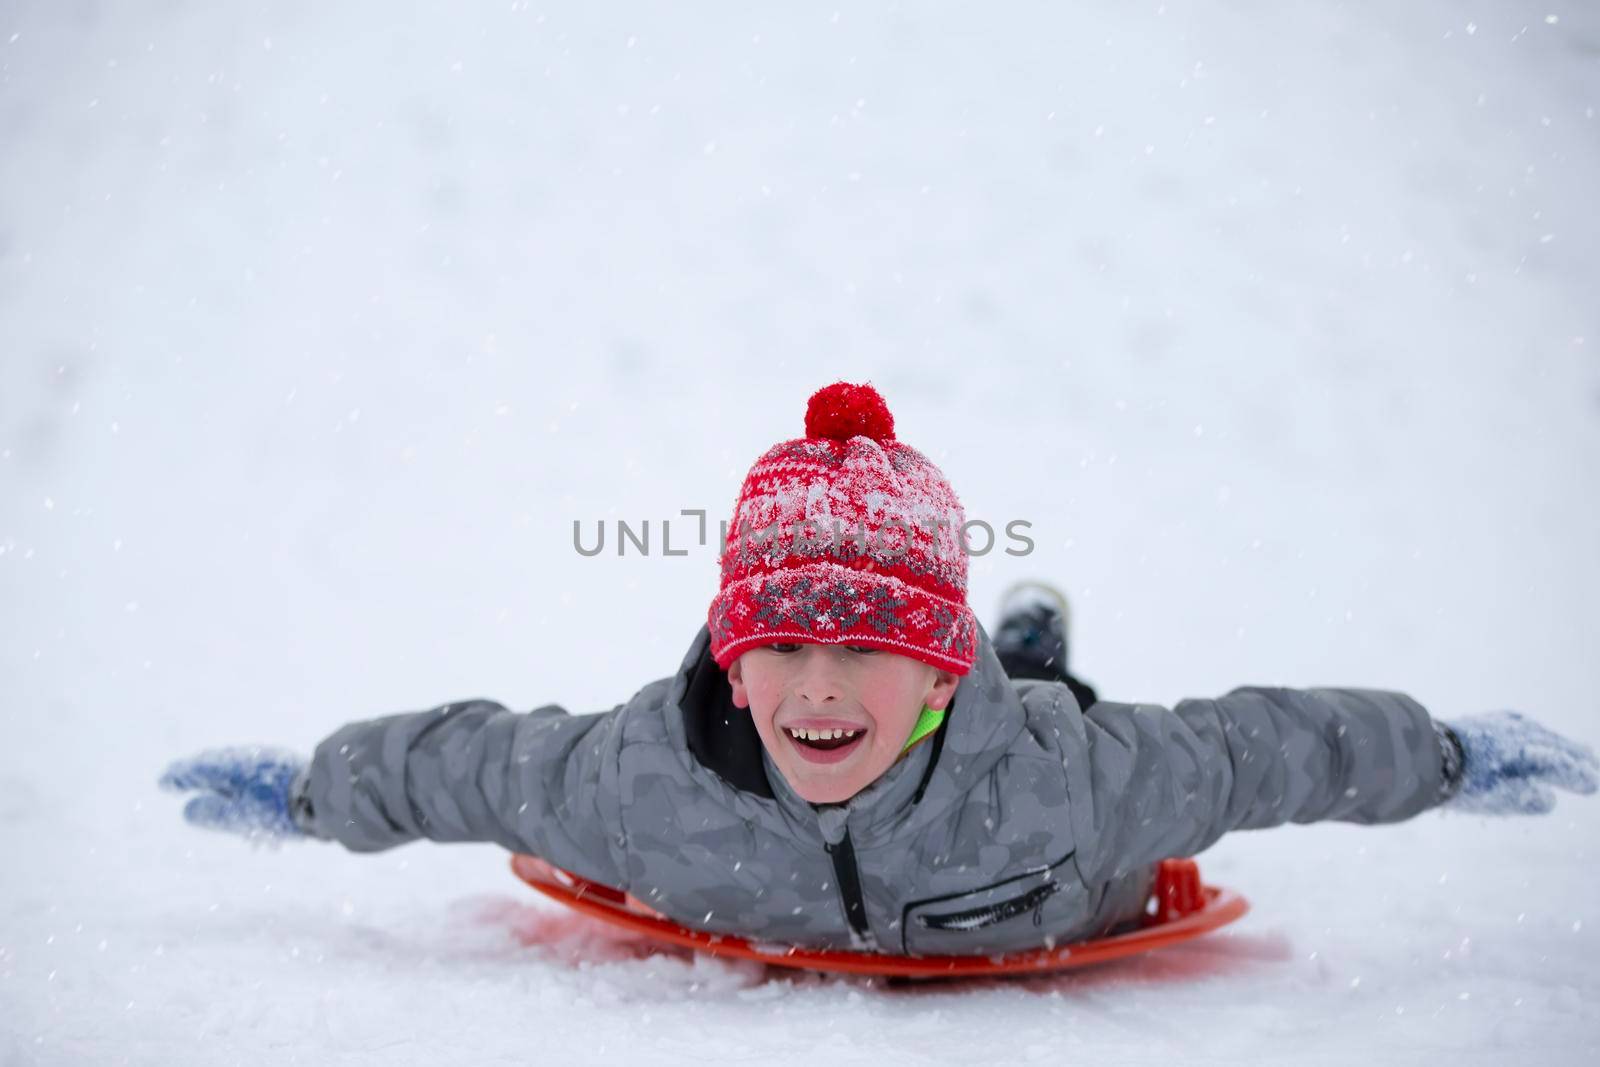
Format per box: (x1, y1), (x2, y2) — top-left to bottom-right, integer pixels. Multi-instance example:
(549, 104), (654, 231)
(3, 1), (1598, 1063)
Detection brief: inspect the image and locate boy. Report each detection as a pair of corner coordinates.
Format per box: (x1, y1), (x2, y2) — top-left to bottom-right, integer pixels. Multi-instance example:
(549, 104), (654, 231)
(160, 381), (1597, 957)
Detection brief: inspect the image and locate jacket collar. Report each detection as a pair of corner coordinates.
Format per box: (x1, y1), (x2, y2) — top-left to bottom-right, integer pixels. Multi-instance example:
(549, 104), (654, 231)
(666, 618), (1027, 848)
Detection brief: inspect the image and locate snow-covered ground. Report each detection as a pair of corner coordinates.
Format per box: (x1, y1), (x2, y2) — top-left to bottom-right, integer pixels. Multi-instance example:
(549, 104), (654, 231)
(3, 2), (1597, 1063)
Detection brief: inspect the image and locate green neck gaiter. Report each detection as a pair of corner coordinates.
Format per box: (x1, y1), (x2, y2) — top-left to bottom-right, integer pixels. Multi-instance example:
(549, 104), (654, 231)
(901, 703), (946, 753)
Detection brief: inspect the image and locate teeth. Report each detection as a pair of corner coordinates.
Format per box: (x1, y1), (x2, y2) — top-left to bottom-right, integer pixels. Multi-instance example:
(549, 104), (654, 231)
(787, 728), (861, 741)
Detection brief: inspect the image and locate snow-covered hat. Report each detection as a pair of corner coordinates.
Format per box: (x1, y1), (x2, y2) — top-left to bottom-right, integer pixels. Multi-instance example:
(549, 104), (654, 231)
(707, 381), (978, 675)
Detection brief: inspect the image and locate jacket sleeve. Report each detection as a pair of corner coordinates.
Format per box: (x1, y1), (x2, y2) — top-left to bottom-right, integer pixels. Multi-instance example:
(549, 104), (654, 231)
(291, 697), (630, 887)
(1057, 685), (1452, 886)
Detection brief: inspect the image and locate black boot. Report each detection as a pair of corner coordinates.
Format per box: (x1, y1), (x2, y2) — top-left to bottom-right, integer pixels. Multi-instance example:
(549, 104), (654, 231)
(993, 580), (1099, 711)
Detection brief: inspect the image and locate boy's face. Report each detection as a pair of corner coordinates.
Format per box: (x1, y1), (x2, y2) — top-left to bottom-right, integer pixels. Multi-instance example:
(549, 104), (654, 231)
(727, 641), (959, 805)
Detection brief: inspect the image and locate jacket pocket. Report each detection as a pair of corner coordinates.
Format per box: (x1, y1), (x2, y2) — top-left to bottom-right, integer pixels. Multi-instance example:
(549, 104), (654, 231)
(900, 850), (1088, 956)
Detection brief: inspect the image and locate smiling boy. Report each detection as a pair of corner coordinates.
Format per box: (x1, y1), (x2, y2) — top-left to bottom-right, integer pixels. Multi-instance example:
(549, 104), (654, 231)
(161, 381), (1598, 958)
(731, 639), (958, 806)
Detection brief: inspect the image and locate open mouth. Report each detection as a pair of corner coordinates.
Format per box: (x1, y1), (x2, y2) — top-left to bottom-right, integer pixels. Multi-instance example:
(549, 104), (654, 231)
(784, 726), (868, 764)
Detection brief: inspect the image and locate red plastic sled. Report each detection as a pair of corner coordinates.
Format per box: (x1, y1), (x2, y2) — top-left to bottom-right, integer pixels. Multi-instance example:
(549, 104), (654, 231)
(509, 853), (1249, 978)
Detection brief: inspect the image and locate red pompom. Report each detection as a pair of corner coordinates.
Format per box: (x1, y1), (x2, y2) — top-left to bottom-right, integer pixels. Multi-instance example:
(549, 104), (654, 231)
(804, 381), (896, 443)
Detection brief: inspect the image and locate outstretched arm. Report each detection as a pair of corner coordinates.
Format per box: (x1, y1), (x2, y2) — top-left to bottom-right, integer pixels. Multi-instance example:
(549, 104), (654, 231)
(288, 698), (631, 885)
(1057, 686), (1456, 886)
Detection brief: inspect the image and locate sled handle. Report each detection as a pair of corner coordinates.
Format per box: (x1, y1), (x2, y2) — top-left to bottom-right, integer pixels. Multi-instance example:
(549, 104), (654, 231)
(1143, 858), (1206, 926)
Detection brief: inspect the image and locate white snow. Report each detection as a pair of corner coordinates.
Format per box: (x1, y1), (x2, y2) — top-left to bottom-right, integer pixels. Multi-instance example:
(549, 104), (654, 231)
(1, 2), (1597, 1064)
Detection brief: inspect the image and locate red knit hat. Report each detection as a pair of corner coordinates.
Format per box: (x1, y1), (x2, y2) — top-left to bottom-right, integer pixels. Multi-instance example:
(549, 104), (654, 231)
(707, 381), (978, 675)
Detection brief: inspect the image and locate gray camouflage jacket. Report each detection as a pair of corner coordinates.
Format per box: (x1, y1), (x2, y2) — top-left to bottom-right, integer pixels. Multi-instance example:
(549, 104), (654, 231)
(290, 620), (1455, 956)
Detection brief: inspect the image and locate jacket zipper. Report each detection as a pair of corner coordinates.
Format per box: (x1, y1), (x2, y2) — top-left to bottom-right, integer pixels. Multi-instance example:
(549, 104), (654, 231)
(823, 831), (875, 949)
(899, 849), (1077, 953)
(915, 880), (1062, 932)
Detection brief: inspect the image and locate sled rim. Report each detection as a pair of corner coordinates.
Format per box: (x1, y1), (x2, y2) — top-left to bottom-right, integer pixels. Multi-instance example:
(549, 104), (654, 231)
(508, 853), (1250, 978)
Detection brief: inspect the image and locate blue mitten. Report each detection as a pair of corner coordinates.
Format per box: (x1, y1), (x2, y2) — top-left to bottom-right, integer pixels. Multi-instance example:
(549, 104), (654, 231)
(1439, 711), (1598, 816)
(158, 745), (312, 843)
